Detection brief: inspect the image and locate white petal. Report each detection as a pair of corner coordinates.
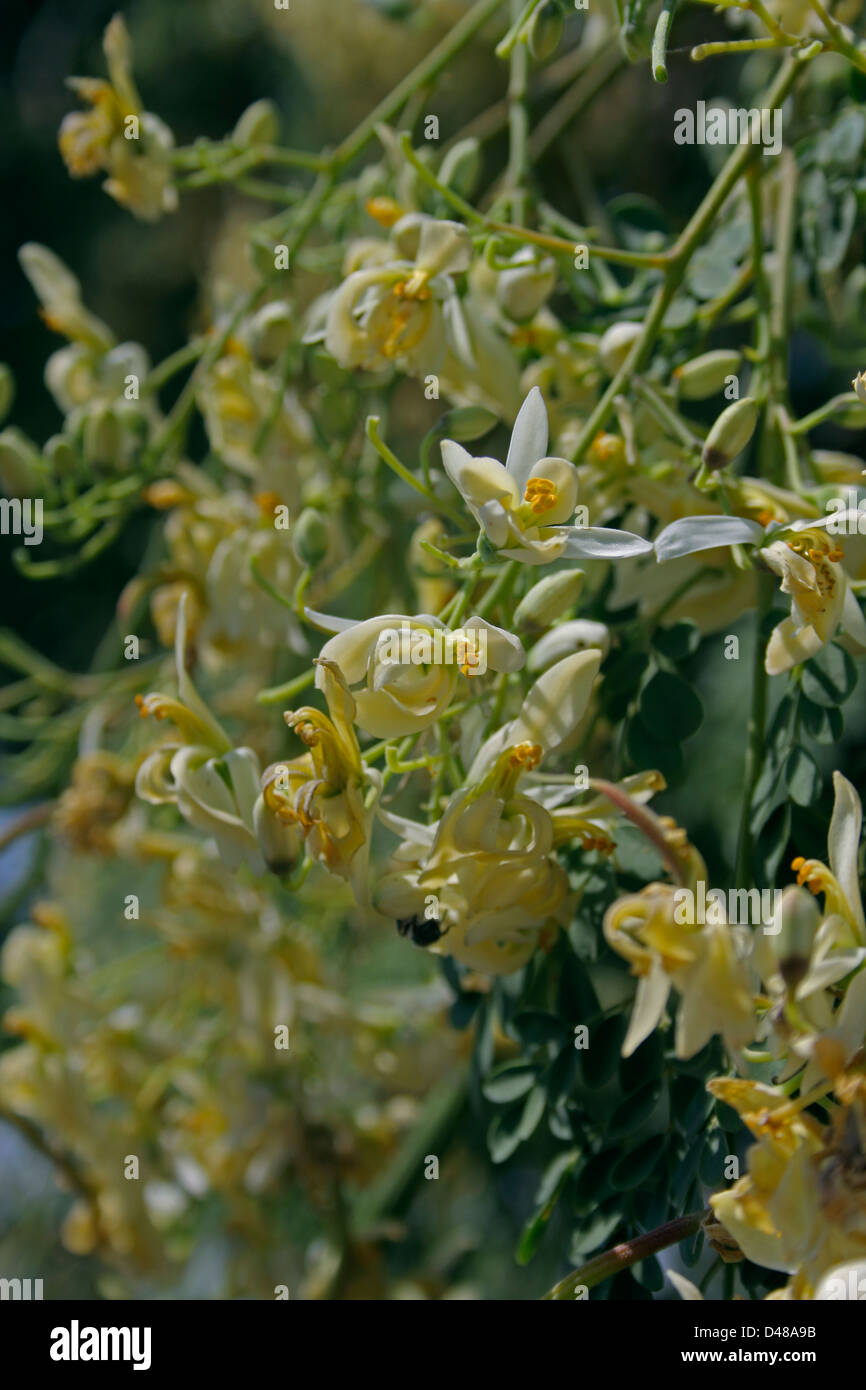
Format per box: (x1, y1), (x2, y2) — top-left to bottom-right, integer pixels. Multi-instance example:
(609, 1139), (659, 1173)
(623, 960), (670, 1057)
(841, 586), (866, 647)
(561, 526), (652, 559)
(764, 616), (823, 676)
(415, 218), (472, 278)
(506, 386), (548, 491)
(528, 620), (610, 672)
(654, 514), (765, 561)
(463, 616), (525, 673)
(829, 771), (866, 940)
(509, 648), (602, 753)
(666, 1270), (704, 1301)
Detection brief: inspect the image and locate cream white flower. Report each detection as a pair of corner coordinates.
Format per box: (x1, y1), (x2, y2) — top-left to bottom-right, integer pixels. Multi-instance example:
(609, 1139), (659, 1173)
(58, 16), (177, 221)
(256, 659), (381, 898)
(441, 387), (652, 565)
(322, 215), (471, 374)
(654, 513), (866, 674)
(310, 609), (524, 739)
(134, 595), (264, 870)
(374, 650), (604, 973)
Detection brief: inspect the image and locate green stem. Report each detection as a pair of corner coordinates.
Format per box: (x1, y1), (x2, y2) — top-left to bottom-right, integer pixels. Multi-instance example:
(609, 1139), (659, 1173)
(734, 568), (773, 889)
(365, 416), (464, 523)
(330, 0), (509, 171)
(542, 1210), (705, 1299)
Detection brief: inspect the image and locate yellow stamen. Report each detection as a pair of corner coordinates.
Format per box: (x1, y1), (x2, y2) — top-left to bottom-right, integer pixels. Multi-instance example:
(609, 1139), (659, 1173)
(364, 196), (404, 228)
(524, 477), (558, 515)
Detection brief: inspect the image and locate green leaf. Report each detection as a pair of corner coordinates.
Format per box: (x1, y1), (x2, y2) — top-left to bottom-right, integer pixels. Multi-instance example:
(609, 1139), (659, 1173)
(608, 1081), (663, 1136)
(511, 1010), (570, 1047)
(752, 800), (791, 889)
(609, 1136), (665, 1190)
(482, 1062), (538, 1105)
(568, 1206), (622, 1262)
(487, 1105), (525, 1164)
(639, 670), (704, 741)
(653, 621), (701, 662)
(799, 696), (841, 745)
(517, 1083), (547, 1141)
(516, 1148), (582, 1266)
(579, 1015), (626, 1089)
(801, 643), (857, 707)
(626, 716), (685, 782)
(784, 746), (822, 807)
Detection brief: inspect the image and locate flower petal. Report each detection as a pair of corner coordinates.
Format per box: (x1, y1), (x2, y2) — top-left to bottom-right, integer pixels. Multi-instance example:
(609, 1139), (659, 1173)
(561, 526), (652, 559)
(506, 386), (548, 491)
(654, 514), (764, 561)
(828, 771), (866, 940)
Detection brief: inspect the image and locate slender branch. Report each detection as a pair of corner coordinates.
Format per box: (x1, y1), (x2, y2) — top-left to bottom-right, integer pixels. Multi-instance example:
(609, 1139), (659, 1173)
(542, 1210), (705, 1299)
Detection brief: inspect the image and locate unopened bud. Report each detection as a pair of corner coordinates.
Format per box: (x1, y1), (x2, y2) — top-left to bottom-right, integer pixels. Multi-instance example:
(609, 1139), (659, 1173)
(852, 370), (866, 406)
(438, 139), (482, 200)
(292, 508), (330, 567)
(496, 249), (556, 322)
(598, 322), (641, 376)
(0, 428), (44, 497)
(232, 99), (280, 148)
(0, 365), (14, 425)
(674, 350), (741, 400)
(528, 2), (564, 61)
(702, 396), (758, 470)
(249, 302), (293, 364)
(514, 570), (584, 628)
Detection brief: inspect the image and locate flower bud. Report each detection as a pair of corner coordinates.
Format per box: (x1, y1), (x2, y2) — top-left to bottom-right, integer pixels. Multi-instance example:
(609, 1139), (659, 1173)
(514, 570), (584, 628)
(0, 428), (45, 497)
(528, 2), (564, 61)
(599, 322), (642, 376)
(852, 370), (866, 406)
(292, 508), (330, 567)
(673, 350), (741, 400)
(82, 403), (122, 468)
(527, 619), (610, 672)
(249, 302), (293, 363)
(232, 99), (280, 148)
(438, 138), (482, 200)
(0, 365), (14, 425)
(702, 396), (759, 470)
(496, 249), (556, 322)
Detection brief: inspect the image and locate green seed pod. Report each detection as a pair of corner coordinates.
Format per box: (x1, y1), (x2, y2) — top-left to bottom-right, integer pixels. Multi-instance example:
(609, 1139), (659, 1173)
(702, 396), (759, 470)
(598, 322), (642, 376)
(528, 2), (564, 61)
(0, 427), (44, 498)
(673, 350), (741, 400)
(292, 508), (331, 567)
(0, 365), (14, 425)
(438, 138), (482, 201)
(232, 99), (280, 149)
(514, 569), (585, 628)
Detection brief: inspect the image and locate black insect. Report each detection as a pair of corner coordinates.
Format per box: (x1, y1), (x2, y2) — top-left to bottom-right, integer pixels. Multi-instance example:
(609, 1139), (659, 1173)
(396, 913), (445, 947)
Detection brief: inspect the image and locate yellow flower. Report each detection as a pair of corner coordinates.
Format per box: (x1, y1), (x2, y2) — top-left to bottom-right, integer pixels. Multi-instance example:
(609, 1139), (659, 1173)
(257, 659), (380, 896)
(709, 1078), (866, 1297)
(134, 594), (263, 870)
(58, 16), (176, 221)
